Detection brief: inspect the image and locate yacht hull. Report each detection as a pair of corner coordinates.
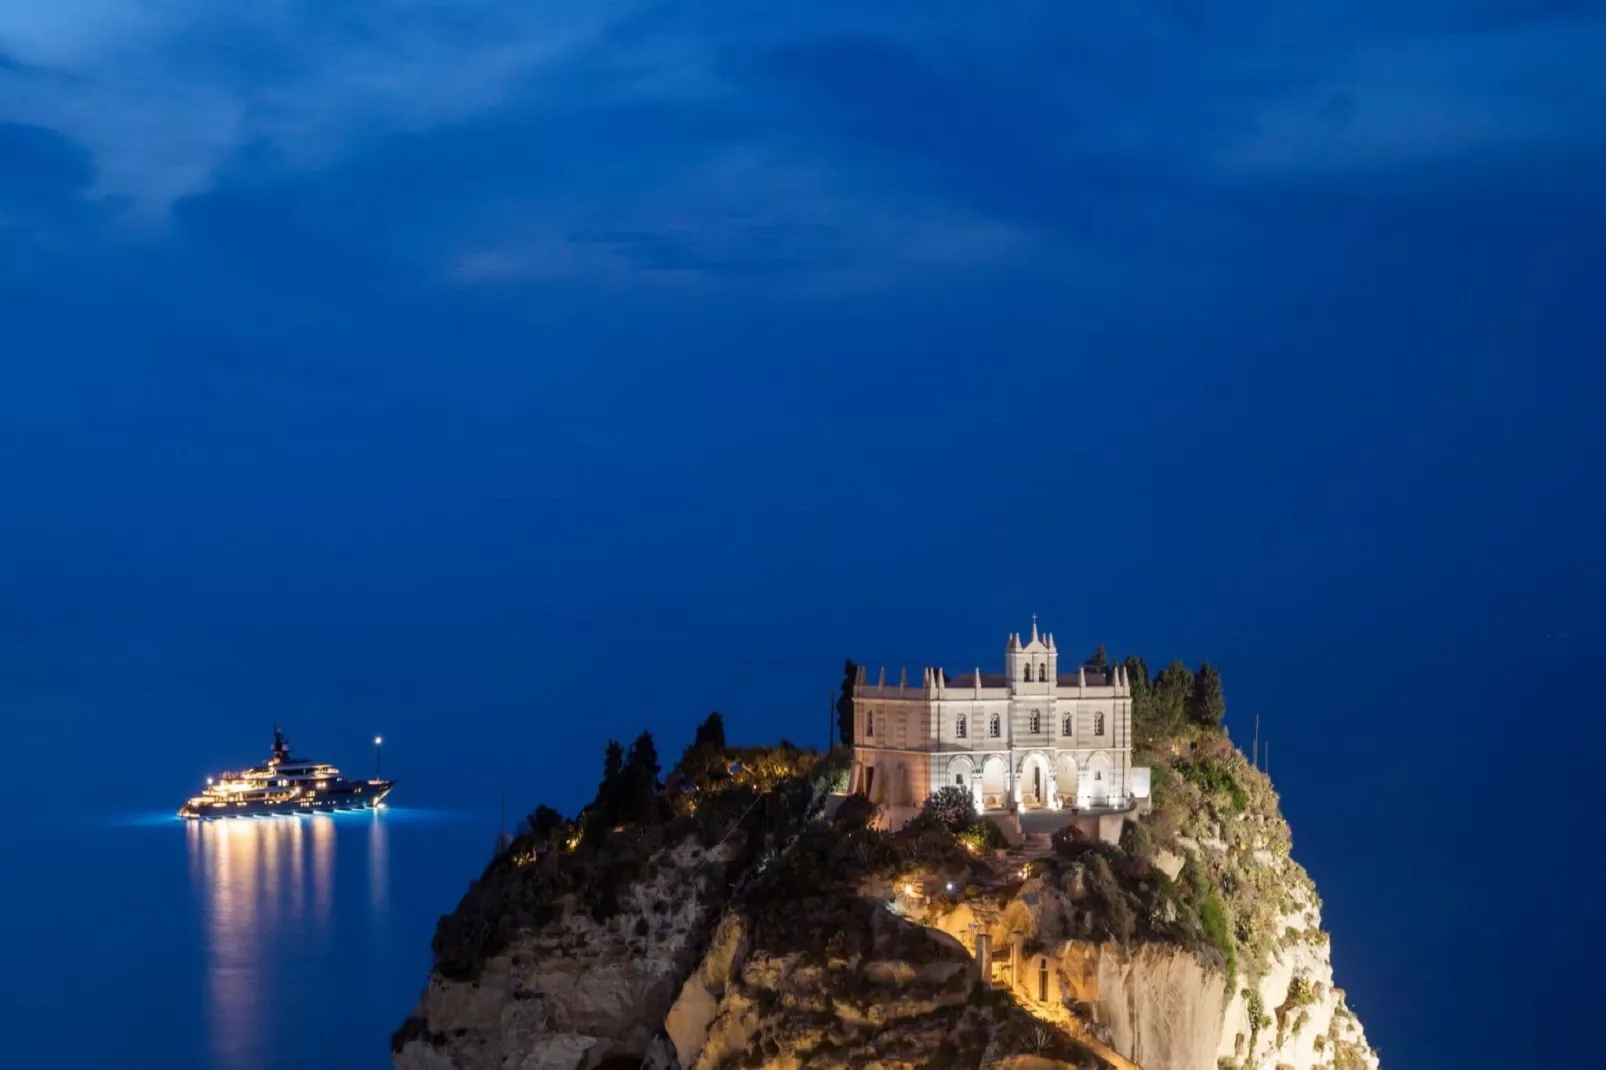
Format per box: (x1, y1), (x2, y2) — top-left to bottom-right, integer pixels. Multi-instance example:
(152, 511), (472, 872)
(179, 781), (396, 819)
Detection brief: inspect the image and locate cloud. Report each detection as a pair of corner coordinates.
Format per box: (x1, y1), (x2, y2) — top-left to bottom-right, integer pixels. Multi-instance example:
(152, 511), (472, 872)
(0, 1), (642, 210)
(3, 0), (1604, 296)
(1214, 14), (1606, 178)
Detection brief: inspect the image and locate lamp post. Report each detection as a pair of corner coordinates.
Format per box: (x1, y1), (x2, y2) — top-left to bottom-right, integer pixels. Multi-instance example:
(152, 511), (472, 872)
(374, 736), (384, 780)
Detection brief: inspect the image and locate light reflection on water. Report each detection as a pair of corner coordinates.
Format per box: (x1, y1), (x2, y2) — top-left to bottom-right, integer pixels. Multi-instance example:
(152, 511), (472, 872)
(186, 814), (389, 1070)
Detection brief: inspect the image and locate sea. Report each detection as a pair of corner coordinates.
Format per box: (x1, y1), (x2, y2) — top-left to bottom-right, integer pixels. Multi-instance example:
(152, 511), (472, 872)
(0, 805), (493, 1070)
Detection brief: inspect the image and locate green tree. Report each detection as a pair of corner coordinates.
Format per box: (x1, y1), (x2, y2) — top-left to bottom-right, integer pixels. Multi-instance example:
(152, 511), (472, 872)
(920, 785), (978, 831)
(526, 804), (564, 842)
(693, 711), (726, 750)
(678, 712), (728, 785)
(615, 732), (662, 826)
(587, 739), (627, 836)
(599, 739), (623, 798)
(627, 731), (661, 786)
(1122, 654), (1150, 699)
(1086, 644), (1110, 672)
(836, 658), (858, 745)
(1141, 661), (1192, 744)
(1187, 662), (1226, 728)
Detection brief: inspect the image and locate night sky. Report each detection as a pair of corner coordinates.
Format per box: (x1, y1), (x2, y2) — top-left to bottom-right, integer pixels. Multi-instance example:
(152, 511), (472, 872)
(3, 4), (1604, 1068)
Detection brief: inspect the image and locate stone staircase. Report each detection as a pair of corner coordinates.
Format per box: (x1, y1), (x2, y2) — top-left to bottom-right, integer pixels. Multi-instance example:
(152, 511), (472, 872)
(1007, 832), (1055, 871)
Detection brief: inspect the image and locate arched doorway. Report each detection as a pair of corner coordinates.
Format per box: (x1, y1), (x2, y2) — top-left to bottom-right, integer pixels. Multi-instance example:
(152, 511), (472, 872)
(1086, 751), (1113, 808)
(1055, 753), (1078, 808)
(1019, 752), (1052, 809)
(946, 756), (976, 808)
(981, 756), (1008, 811)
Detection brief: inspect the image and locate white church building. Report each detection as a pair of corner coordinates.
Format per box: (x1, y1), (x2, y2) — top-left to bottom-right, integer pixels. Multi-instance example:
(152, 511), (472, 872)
(848, 620), (1147, 821)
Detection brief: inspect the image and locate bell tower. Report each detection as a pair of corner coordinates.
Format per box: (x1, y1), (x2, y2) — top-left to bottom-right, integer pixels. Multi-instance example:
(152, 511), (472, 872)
(1006, 615), (1057, 692)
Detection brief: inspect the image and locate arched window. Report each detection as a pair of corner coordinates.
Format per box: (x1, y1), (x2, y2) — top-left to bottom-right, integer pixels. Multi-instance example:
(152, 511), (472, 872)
(1028, 710), (1041, 733)
(989, 713), (1001, 738)
(955, 713), (967, 739)
(1022, 662), (1032, 681)
(865, 714), (875, 738)
(1062, 715), (1073, 736)
(1038, 664), (1048, 682)
(1094, 712), (1106, 736)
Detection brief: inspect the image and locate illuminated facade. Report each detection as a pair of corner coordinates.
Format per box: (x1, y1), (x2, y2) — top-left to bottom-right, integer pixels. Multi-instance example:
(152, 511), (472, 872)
(848, 620), (1142, 819)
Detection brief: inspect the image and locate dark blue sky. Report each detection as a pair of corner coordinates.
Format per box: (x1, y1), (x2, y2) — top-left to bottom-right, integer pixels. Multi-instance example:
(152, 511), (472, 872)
(3, 4), (1604, 1067)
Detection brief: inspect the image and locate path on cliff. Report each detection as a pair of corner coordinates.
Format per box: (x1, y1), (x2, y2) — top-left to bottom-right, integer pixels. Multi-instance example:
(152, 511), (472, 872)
(978, 832), (1147, 1070)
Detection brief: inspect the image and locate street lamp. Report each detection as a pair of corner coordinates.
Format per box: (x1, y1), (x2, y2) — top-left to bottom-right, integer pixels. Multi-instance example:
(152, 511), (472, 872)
(374, 736), (384, 779)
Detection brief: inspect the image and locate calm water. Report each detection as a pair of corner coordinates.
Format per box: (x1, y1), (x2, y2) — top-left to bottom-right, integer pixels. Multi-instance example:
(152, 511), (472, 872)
(0, 807), (490, 1070)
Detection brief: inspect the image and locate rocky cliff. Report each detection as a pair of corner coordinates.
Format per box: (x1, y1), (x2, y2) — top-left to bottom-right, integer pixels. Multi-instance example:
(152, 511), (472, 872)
(394, 737), (1378, 1070)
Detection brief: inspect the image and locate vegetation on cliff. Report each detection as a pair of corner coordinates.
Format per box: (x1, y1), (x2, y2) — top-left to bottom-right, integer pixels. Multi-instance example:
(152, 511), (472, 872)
(426, 713), (837, 985)
(408, 658), (1364, 1068)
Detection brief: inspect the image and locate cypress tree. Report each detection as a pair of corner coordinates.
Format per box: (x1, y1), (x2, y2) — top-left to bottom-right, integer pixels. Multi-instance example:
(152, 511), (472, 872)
(836, 659), (859, 745)
(526, 804), (564, 843)
(693, 711), (726, 750)
(1086, 644), (1110, 672)
(600, 739), (623, 794)
(1188, 663), (1226, 728)
(1122, 654), (1150, 699)
(1151, 661), (1193, 739)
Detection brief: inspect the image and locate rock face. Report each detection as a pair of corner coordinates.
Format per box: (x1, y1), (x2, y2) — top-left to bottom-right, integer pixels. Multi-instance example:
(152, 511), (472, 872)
(394, 841), (731, 1070)
(395, 743), (1380, 1070)
(669, 908), (992, 1070)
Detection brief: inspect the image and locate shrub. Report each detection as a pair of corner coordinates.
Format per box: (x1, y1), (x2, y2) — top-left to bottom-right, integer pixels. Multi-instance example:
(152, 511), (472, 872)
(957, 820), (1008, 853)
(834, 792), (880, 830)
(1119, 819), (1156, 862)
(920, 786), (978, 832)
(1175, 758), (1248, 813)
(1050, 823), (1092, 857)
(1198, 890), (1237, 979)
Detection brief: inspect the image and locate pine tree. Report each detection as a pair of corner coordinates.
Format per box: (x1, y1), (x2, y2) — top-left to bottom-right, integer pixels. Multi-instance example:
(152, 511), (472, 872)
(836, 659), (858, 745)
(1187, 662), (1226, 729)
(1086, 644), (1110, 672)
